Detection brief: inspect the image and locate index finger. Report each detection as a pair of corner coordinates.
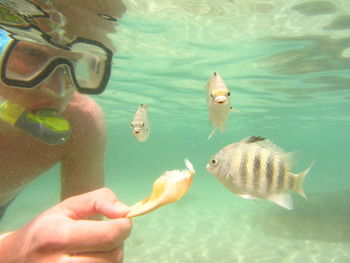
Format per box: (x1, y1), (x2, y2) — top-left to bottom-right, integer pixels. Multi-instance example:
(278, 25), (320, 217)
(59, 188), (130, 219)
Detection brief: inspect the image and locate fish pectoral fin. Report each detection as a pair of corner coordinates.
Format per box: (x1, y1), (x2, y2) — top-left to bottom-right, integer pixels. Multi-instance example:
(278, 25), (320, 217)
(238, 194), (256, 200)
(267, 193), (294, 210)
(208, 128), (217, 140)
(230, 106), (240, 113)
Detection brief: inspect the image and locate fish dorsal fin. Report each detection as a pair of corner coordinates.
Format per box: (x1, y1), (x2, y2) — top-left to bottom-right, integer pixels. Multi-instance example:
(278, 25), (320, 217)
(241, 136), (265, 143)
(140, 104), (148, 110)
(241, 136), (285, 154)
(240, 136), (296, 167)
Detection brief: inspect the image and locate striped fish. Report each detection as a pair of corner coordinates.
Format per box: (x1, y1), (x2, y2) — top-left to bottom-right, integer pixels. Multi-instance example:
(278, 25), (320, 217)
(205, 72), (236, 139)
(206, 136), (313, 210)
(131, 104), (150, 142)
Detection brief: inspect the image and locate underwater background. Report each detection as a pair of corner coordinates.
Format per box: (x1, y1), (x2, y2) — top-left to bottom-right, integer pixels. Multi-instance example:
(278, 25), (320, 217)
(2, 0), (350, 262)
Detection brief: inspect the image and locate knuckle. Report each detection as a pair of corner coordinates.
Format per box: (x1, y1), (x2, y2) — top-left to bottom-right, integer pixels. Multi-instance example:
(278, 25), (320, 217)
(98, 187), (113, 195)
(96, 187), (117, 199)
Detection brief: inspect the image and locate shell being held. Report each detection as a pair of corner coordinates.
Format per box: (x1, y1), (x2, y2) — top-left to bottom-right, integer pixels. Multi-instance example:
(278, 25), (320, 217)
(206, 136), (313, 210)
(127, 159), (195, 217)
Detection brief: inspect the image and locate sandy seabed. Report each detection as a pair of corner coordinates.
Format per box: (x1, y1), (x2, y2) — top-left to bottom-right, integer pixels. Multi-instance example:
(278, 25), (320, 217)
(2, 173), (350, 263)
(123, 184), (350, 263)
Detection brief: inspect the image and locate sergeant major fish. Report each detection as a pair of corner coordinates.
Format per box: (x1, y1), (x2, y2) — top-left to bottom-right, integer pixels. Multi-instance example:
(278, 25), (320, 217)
(205, 72), (236, 139)
(131, 104), (150, 142)
(206, 136), (313, 210)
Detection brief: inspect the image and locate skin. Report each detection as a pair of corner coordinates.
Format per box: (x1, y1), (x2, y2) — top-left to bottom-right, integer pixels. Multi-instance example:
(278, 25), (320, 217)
(0, 1), (132, 261)
(0, 56), (132, 263)
(0, 52), (106, 205)
(0, 188), (132, 263)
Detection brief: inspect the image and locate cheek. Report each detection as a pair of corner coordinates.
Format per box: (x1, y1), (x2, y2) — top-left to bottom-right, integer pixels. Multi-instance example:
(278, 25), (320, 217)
(1, 87), (37, 107)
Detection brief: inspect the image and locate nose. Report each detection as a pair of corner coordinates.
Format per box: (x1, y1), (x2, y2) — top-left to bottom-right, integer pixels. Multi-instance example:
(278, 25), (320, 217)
(39, 66), (75, 98)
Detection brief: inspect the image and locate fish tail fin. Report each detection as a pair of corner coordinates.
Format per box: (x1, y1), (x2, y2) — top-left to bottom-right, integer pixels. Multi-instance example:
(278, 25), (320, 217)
(292, 160), (314, 200)
(208, 128), (217, 140)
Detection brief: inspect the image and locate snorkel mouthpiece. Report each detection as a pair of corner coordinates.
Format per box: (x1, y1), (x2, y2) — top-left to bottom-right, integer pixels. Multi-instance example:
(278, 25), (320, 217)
(0, 99), (71, 144)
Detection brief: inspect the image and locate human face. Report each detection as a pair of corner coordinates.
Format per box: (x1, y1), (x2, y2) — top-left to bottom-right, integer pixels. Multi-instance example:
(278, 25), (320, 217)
(0, 56), (75, 114)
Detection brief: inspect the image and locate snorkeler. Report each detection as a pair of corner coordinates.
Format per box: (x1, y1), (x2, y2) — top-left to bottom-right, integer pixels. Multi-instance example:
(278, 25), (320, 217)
(0, 0), (131, 262)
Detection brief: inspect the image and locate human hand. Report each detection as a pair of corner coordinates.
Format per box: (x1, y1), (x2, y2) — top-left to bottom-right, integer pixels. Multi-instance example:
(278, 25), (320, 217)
(0, 187), (132, 263)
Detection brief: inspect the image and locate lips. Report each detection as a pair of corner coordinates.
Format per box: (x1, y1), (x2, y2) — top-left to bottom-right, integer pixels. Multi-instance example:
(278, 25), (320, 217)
(214, 96), (228, 104)
(133, 127), (142, 135)
(30, 97), (69, 114)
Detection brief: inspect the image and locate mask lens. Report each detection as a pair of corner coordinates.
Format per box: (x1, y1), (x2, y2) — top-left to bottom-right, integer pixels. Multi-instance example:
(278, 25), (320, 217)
(70, 41), (110, 93)
(5, 41), (52, 81)
(74, 52), (105, 89)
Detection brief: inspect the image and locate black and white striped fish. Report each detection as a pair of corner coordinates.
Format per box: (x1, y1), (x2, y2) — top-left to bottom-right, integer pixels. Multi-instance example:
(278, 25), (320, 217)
(206, 136), (313, 210)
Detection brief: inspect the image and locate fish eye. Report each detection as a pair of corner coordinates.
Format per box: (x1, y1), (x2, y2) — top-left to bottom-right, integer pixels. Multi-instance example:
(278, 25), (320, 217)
(211, 159), (217, 165)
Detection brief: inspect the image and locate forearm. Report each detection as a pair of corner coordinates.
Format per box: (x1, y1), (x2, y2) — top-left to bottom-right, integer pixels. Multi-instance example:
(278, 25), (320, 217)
(0, 231), (17, 263)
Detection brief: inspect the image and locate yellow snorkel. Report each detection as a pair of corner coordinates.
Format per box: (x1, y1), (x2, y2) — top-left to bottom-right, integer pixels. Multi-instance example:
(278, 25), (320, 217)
(0, 98), (71, 144)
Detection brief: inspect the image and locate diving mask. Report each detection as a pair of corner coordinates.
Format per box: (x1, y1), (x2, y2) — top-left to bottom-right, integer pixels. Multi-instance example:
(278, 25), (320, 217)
(0, 28), (112, 94)
(0, 97), (71, 144)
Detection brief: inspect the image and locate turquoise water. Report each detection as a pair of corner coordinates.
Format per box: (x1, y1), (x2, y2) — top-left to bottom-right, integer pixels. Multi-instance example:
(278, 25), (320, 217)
(2, 0), (350, 262)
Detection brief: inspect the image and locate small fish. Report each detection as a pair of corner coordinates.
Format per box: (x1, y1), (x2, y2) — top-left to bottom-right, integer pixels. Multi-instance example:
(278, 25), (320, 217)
(131, 104), (150, 142)
(205, 72), (235, 139)
(206, 136), (313, 210)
